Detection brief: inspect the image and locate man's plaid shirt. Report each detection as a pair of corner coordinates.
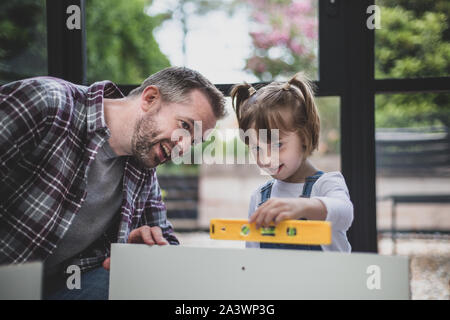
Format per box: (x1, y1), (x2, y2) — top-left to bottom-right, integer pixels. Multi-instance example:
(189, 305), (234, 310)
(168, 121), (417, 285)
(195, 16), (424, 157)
(0, 77), (179, 271)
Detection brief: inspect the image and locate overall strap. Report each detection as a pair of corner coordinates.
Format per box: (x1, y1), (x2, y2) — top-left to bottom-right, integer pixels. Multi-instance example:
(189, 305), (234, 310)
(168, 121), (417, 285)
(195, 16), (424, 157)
(259, 171), (325, 252)
(301, 171), (325, 198)
(258, 179), (275, 207)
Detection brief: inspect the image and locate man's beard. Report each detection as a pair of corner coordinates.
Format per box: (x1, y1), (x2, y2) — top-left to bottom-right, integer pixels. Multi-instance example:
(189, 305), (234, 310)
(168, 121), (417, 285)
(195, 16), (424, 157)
(131, 113), (162, 169)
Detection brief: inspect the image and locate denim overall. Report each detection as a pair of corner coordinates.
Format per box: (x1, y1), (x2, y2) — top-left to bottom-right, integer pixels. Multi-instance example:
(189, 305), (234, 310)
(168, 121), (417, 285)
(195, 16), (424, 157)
(258, 171), (324, 251)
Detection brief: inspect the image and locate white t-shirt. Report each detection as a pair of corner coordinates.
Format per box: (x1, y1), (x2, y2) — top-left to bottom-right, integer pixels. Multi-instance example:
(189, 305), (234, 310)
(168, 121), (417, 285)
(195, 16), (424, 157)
(246, 171), (353, 252)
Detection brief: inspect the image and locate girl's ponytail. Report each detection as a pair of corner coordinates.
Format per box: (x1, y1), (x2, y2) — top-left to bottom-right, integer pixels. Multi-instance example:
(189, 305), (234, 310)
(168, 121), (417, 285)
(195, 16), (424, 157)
(230, 82), (256, 119)
(286, 73), (320, 153)
(287, 72), (316, 110)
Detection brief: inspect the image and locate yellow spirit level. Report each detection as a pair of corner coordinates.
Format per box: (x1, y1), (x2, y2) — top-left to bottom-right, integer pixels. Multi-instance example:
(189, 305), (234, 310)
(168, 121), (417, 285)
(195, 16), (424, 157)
(210, 219), (332, 245)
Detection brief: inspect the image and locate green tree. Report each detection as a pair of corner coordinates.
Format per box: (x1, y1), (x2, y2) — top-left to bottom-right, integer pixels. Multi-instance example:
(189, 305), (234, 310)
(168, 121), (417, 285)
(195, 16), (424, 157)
(86, 0), (171, 83)
(0, 0), (171, 85)
(0, 0), (47, 83)
(375, 1), (450, 128)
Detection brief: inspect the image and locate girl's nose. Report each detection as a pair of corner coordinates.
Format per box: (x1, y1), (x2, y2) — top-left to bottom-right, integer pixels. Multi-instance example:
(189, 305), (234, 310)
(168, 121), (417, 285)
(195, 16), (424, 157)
(257, 150), (272, 168)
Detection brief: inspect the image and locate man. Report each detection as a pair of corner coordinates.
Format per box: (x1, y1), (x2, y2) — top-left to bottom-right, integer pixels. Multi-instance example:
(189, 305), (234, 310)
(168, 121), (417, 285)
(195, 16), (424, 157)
(0, 66), (226, 299)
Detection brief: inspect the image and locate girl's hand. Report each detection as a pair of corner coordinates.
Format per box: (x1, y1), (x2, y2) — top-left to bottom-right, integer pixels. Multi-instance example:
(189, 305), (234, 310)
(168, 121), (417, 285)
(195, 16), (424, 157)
(249, 197), (327, 229)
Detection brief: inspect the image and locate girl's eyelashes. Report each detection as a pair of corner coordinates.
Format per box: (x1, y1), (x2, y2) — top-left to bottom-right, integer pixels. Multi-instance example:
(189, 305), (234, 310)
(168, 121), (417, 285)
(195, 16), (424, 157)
(271, 142), (283, 148)
(250, 143), (282, 151)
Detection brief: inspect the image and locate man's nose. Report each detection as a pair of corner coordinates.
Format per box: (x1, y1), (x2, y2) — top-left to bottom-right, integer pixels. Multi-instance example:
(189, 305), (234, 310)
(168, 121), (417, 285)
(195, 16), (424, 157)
(176, 134), (192, 155)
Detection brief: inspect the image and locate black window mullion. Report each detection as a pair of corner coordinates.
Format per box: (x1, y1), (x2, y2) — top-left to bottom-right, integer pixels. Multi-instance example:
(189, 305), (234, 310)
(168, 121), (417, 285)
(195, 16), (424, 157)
(375, 77), (450, 94)
(46, 0), (86, 85)
(318, 0), (345, 96)
(319, 0), (378, 253)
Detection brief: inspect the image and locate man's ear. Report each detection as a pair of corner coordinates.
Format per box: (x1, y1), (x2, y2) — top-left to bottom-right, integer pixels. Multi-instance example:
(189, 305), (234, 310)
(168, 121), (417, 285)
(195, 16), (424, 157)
(140, 85), (160, 112)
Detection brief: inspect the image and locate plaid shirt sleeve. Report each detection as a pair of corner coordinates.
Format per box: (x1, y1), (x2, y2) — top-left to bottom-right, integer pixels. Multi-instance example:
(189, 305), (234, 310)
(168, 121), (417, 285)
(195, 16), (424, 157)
(140, 169), (180, 245)
(0, 78), (75, 264)
(0, 79), (50, 178)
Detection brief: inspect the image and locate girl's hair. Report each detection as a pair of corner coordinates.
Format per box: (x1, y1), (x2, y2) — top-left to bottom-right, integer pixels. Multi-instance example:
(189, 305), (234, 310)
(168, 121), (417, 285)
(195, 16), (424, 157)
(230, 73), (320, 156)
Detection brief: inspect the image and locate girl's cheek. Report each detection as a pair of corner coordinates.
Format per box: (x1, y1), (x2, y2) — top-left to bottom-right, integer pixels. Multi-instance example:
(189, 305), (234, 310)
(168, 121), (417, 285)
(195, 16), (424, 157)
(271, 153), (282, 167)
(274, 148), (286, 161)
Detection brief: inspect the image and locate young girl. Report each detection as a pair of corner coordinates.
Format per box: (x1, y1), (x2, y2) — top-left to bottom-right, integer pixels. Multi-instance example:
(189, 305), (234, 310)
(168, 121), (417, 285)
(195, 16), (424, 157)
(231, 73), (353, 252)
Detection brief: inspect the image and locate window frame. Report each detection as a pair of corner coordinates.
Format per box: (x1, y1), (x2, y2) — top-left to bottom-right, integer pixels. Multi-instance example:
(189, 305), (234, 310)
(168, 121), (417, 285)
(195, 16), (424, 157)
(46, 0), (450, 253)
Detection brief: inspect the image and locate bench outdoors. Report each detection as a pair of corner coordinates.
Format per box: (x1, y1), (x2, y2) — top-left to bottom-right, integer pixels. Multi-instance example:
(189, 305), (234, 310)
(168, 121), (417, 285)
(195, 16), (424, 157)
(375, 126), (450, 253)
(158, 174), (199, 230)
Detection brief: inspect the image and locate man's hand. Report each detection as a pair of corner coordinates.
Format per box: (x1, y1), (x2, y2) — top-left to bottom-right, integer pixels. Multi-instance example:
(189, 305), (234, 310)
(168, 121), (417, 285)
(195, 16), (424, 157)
(102, 226), (169, 270)
(127, 225), (170, 246)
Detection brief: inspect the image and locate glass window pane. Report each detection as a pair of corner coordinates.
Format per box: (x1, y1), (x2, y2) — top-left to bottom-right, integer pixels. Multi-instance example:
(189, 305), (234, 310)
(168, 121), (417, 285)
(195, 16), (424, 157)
(375, 0), (450, 79)
(86, 0), (171, 84)
(311, 96), (341, 172)
(375, 93), (450, 254)
(0, 0), (47, 84)
(86, 0), (318, 84)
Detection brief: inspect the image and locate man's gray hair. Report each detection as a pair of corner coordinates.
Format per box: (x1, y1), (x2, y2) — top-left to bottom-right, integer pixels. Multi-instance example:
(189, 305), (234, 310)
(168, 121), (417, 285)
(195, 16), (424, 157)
(129, 66), (227, 119)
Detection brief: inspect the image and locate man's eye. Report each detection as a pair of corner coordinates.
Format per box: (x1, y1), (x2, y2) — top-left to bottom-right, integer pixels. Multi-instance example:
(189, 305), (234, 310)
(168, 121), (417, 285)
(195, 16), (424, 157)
(181, 121), (190, 130)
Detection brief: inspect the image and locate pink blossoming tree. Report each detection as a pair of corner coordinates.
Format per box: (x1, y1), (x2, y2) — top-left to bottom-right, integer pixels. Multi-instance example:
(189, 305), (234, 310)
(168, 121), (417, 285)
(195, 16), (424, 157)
(243, 0), (318, 81)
